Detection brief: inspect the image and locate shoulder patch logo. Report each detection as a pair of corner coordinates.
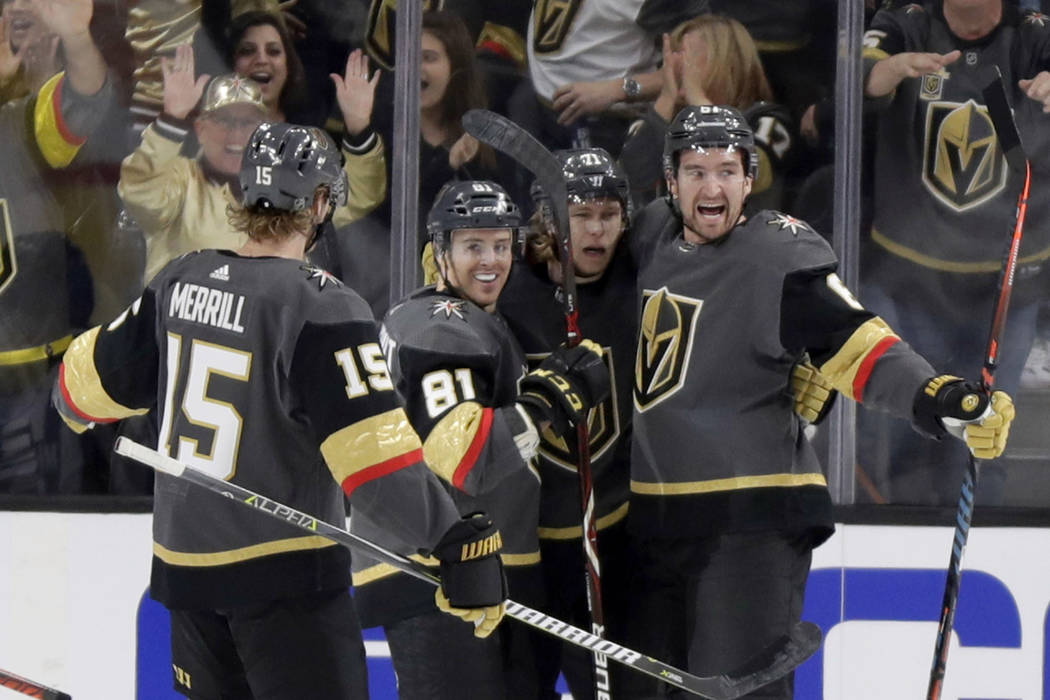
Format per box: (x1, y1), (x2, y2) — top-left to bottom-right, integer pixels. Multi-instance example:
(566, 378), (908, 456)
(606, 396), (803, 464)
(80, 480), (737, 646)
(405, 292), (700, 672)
(209, 264), (230, 281)
(430, 298), (467, 320)
(634, 287), (703, 412)
(1025, 11), (1048, 27)
(301, 264), (342, 290)
(766, 213), (812, 236)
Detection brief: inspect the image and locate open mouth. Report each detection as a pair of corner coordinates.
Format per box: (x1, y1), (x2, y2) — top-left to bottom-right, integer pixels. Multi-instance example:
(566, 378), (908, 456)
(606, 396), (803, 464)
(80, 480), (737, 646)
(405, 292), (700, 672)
(249, 72), (272, 85)
(697, 204), (725, 217)
(474, 272), (498, 283)
(581, 245), (607, 257)
(9, 17), (34, 34)
(225, 145), (245, 155)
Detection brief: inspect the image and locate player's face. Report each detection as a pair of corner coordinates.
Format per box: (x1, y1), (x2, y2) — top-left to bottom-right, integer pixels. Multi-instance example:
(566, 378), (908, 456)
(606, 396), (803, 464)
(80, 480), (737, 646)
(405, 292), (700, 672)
(568, 197), (624, 280)
(670, 147), (752, 244)
(420, 31), (451, 113)
(2, 0), (40, 53)
(195, 104), (266, 176)
(440, 228), (514, 312)
(233, 24), (288, 114)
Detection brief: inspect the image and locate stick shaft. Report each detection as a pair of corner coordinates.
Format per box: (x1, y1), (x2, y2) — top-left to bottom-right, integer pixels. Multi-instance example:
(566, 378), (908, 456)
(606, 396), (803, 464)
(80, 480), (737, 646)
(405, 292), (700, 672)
(114, 437), (789, 699)
(0, 667), (72, 700)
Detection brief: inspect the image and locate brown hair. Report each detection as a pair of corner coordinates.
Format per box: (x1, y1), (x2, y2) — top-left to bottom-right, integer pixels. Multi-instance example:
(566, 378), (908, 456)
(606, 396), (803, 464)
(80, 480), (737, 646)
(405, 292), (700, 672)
(227, 11), (308, 119)
(422, 10), (496, 170)
(227, 185), (330, 243)
(670, 15), (773, 109)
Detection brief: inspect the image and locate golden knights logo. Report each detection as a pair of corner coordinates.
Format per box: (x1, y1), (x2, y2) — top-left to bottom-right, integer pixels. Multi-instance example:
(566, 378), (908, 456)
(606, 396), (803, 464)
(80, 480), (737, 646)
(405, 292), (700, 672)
(0, 200), (16, 295)
(922, 100), (1006, 212)
(365, 0), (443, 70)
(527, 346), (619, 471)
(634, 287), (702, 412)
(532, 0), (582, 55)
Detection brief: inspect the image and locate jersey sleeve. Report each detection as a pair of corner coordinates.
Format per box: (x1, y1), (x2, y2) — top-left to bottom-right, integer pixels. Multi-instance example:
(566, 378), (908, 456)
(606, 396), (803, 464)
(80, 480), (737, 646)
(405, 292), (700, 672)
(289, 316), (460, 552)
(33, 71), (114, 169)
(53, 291), (159, 432)
(781, 268), (935, 421)
(117, 115), (194, 237)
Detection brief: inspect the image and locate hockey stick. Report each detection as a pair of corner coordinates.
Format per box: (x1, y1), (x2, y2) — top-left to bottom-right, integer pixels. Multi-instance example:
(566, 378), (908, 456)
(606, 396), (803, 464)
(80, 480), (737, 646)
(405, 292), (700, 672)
(926, 66), (1030, 700)
(114, 437), (821, 700)
(0, 667), (71, 700)
(462, 108), (612, 694)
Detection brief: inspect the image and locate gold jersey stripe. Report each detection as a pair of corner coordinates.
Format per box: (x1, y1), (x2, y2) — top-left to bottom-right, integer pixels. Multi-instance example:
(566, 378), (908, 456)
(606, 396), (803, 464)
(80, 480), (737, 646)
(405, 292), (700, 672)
(153, 535), (337, 567)
(62, 327), (149, 421)
(538, 502), (630, 540)
(631, 472), (827, 496)
(0, 335), (71, 366)
(476, 21), (527, 67)
(352, 550), (541, 586)
(321, 408), (424, 484)
(34, 73), (85, 168)
(422, 401), (488, 484)
(817, 317), (899, 401)
(872, 227), (1050, 273)
(863, 47), (890, 63)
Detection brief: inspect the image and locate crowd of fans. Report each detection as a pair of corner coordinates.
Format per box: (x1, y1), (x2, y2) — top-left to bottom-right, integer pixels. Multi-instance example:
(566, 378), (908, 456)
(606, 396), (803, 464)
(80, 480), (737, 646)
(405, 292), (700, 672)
(1, 0), (1049, 512)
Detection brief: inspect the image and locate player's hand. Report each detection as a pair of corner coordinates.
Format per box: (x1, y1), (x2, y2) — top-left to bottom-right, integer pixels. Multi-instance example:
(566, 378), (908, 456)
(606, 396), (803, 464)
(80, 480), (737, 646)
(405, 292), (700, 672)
(654, 32), (684, 121)
(791, 359), (837, 425)
(432, 513), (507, 639)
(161, 44), (210, 120)
(516, 339), (610, 435)
(865, 50), (960, 98)
(552, 80), (622, 125)
(913, 376), (1015, 459)
(1019, 71), (1050, 113)
(331, 48), (379, 136)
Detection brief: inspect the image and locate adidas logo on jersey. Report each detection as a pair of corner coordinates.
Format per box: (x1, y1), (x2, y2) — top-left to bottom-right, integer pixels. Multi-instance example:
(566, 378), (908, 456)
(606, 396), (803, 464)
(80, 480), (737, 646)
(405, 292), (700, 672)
(209, 264), (230, 282)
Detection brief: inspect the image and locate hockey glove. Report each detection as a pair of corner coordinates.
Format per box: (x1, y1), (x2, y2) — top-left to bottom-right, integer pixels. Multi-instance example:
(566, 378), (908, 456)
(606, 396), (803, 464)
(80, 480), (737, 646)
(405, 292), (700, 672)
(516, 339), (610, 436)
(912, 375), (1016, 460)
(432, 513), (507, 639)
(791, 359), (837, 425)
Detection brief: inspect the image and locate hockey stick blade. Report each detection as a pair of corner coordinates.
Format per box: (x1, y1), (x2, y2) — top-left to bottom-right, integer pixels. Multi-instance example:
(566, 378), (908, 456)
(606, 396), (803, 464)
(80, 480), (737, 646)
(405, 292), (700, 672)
(0, 667), (72, 700)
(114, 438), (820, 699)
(982, 66), (1026, 174)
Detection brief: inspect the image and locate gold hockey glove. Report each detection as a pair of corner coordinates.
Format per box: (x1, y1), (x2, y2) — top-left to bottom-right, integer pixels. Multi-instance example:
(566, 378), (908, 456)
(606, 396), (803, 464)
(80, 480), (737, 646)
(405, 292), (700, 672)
(432, 513), (507, 638)
(791, 360), (837, 425)
(913, 375), (1016, 459)
(516, 339), (610, 436)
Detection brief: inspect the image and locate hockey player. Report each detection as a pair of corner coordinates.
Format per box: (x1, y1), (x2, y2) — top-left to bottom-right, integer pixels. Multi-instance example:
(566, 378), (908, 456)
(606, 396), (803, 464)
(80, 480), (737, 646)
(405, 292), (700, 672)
(52, 123), (506, 698)
(499, 148), (639, 699)
(623, 104), (1016, 699)
(351, 180), (610, 699)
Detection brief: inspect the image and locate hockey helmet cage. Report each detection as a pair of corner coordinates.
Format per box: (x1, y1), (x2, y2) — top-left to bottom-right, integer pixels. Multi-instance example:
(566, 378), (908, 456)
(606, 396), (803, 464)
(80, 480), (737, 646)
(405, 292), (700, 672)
(663, 105), (758, 180)
(426, 180), (522, 251)
(531, 147), (633, 222)
(240, 122), (349, 213)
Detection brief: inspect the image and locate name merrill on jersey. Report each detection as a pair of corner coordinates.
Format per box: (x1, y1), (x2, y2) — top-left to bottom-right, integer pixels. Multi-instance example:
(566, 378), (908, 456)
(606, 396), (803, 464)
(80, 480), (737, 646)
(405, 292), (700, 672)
(168, 281), (247, 333)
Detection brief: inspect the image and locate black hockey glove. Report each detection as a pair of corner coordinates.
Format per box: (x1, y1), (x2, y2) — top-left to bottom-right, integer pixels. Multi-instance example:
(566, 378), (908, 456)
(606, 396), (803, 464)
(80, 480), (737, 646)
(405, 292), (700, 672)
(912, 375), (1016, 459)
(432, 513), (507, 638)
(516, 339), (610, 436)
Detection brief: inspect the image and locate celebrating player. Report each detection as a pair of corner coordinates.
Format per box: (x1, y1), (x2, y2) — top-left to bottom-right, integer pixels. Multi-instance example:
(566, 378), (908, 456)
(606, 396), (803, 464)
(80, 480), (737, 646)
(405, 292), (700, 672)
(499, 147), (639, 698)
(622, 104), (1016, 699)
(52, 122), (506, 698)
(351, 180), (609, 698)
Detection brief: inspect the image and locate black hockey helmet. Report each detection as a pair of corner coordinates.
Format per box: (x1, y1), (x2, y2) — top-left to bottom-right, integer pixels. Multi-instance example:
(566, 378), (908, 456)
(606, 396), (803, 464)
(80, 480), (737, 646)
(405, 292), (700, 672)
(426, 180), (522, 252)
(663, 105), (758, 180)
(240, 122), (349, 213)
(531, 147), (633, 222)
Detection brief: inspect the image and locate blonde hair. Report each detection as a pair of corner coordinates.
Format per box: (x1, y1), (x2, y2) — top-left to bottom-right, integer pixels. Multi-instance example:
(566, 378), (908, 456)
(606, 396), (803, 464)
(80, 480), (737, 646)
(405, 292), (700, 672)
(227, 186), (329, 243)
(670, 15), (773, 109)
